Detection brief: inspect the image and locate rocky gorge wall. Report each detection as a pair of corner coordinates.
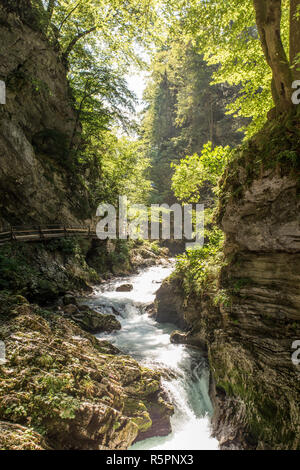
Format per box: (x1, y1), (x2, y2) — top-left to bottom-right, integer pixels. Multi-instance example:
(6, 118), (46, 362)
(0, 1), (92, 228)
(155, 122), (300, 450)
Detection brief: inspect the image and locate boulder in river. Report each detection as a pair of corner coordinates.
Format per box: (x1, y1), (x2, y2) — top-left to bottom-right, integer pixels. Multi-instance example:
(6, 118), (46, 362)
(63, 304), (121, 333)
(133, 390), (174, 443)
(155, 278), (188, 330)
(116, 283), (134, 292)
(170, 330), (188, 344)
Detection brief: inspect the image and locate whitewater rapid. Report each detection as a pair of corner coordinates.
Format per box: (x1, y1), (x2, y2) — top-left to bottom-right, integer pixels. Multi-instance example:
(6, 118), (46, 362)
(85, 263), (219, 450)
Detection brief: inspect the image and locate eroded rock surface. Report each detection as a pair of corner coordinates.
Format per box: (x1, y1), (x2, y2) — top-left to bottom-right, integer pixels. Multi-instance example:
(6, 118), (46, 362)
(0, 421), (50, 450)
(0, 2), (92, 227)
(155, 155), (300, 449)
(0, 295), (174, 450)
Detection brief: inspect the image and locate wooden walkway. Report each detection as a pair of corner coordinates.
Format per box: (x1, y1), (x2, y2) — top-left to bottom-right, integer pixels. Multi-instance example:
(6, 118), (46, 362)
(0, 225), (97, 245)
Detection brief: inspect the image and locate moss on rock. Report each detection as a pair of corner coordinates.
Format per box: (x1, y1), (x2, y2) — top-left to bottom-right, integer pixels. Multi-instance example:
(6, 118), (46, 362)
(0, 299), (173, 450)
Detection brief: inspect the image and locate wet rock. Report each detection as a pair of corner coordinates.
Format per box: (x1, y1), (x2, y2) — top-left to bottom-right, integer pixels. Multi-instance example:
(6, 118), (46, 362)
(62, 305), (121, 334)
(97, 340), (121, 355)
(144, 303), (156, 317)
(78, 304), (90, 312)
(155, 278), (187, 330)
(63, 294), (77, 306)
(170, 330), (188, 344)
(0, 309), (173, 450)
(158, 367), (179, 381)
(116, 284), (133, 292)
(133, 391), (174, 443)
(63, 304), (79, 315)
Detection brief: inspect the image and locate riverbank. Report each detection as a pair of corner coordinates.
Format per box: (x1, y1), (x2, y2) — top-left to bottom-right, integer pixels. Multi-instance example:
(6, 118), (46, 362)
(0, 239), (174, 450)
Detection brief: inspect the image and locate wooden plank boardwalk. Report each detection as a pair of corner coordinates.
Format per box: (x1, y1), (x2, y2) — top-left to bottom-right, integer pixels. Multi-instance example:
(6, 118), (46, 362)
(0, 225), (98, 245)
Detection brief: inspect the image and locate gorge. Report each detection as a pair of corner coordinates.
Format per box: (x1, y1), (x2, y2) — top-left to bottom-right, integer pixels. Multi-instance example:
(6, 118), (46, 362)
(0, 0), (299, 453)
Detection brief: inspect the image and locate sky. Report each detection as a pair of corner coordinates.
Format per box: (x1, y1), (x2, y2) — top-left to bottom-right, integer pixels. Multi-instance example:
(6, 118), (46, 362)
(126, 71), (149, 115)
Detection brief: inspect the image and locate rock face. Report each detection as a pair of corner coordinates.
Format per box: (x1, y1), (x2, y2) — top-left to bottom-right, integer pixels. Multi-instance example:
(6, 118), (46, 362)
(0, 239), (98, 303)
(210, 159), (300, 450)
(155, 130), (300, 449)
(0, 295), (174, 450)
(0, 421), (50, 450)
(155, 278), (188, 330)
(221, 173), (299, 253)
(0, 2), (92, 227)
(170, 330), (188, 344)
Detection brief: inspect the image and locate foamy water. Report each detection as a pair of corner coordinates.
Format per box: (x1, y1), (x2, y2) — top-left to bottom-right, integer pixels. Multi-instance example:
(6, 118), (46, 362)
(84, 264), (219, 450)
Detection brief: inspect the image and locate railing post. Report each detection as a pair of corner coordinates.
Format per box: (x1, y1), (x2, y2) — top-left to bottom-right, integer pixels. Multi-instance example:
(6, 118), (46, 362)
(64, 226), (67, 238)
(39, 226), (44, 240)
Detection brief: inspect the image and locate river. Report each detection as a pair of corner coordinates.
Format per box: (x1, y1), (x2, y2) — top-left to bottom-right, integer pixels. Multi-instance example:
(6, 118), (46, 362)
(85, 263), (219, 450)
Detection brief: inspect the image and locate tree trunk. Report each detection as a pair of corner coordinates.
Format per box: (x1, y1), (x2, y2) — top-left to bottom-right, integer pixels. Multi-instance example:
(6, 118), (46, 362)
(253, 0), (293, 112)
(290, 0), (300, 80)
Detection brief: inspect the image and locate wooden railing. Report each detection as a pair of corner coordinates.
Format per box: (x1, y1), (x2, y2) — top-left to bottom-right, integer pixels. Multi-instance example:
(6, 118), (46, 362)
(0, 225), (97, 245)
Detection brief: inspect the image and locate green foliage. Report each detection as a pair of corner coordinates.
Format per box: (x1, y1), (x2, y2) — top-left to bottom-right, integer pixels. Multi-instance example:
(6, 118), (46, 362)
(141, 39), (243, 203)
(171, 142), (233, 203)
(88, 135), (152, 207)
(46, 238), (78, 255)
(178, 0), (290, 137)
(29, 0), (169, 210)
(0, 247), (33, 291)
(87, 239), (131, 276)
(175, 227), (224, 297)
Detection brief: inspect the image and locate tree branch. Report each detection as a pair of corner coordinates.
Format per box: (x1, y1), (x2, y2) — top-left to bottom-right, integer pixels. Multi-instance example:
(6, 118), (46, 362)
(62, 26), (97, 61)
(45, 0), (56, 33)
(58, 1), (81, 33)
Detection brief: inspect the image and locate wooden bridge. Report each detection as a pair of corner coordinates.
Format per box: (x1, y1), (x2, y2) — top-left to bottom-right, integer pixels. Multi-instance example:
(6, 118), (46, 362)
(0, 225), (98, 245)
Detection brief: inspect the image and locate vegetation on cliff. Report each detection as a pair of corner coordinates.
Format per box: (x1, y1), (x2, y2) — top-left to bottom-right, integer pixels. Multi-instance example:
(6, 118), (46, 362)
(156, 0), (300, 451)
(0, 0), (300, 452)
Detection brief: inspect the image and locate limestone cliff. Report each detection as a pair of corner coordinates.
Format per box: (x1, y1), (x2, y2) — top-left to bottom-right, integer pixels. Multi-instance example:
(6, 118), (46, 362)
(0, 1), (92, 228)
(155, 120), (300, 450)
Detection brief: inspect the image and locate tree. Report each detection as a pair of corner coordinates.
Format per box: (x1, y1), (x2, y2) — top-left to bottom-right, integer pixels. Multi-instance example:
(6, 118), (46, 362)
(179, 0), (298, 134)
(252, 0), (292, 112)
(141, 39), (243, 204)
(68, 54), (136, 151)
(171, 143), (232, 203)
(34, 0), (166, 66)
(290, 0), (300, 79)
